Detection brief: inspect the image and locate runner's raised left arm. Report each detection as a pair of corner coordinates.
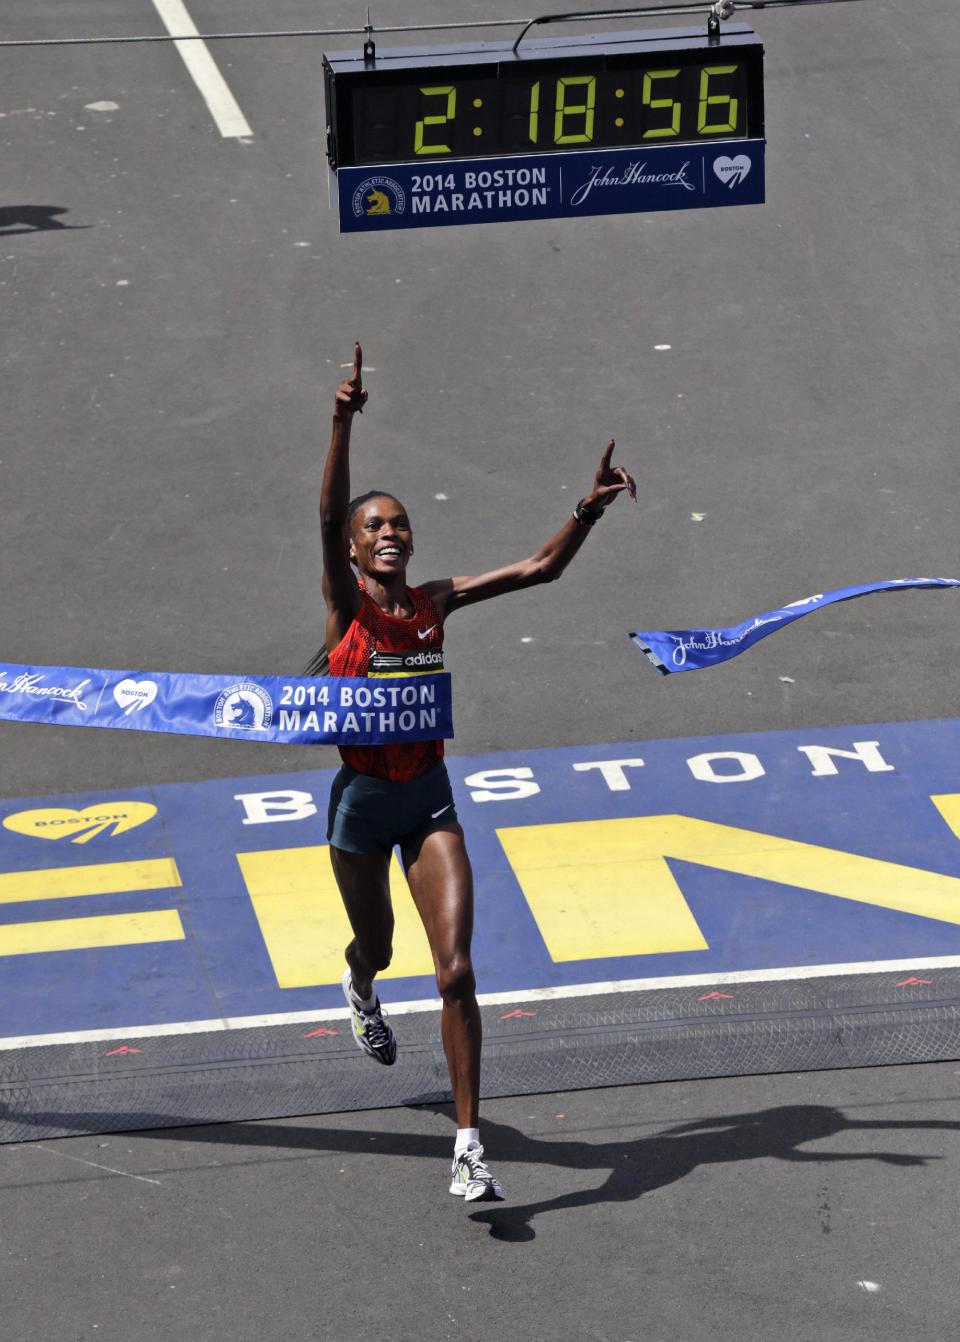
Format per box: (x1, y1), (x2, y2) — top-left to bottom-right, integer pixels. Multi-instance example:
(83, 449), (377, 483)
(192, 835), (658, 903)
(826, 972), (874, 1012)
(423, 440), (635, 618)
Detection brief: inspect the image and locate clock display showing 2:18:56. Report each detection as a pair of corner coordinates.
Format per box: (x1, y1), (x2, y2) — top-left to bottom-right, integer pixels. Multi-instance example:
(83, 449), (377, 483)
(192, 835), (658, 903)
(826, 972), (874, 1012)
(351, 61), (750, 165)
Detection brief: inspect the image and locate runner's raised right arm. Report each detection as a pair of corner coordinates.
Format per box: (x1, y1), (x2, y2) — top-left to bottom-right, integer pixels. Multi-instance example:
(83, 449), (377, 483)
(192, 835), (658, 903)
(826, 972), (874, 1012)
(320, 342), (367, 647)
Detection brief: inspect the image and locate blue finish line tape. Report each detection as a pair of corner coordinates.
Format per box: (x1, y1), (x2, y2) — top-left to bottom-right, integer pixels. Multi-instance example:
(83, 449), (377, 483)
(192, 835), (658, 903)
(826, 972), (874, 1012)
(0, 663), (453, 745)
(631, 578), (960, 675)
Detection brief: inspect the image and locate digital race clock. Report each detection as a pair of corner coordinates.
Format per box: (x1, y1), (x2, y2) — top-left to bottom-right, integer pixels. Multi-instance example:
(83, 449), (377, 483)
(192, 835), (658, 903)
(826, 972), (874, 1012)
(324, 25), (765, 233)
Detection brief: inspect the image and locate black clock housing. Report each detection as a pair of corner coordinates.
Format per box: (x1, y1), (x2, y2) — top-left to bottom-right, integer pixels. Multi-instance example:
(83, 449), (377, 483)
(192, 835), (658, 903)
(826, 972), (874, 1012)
(324, 25), (764, 169)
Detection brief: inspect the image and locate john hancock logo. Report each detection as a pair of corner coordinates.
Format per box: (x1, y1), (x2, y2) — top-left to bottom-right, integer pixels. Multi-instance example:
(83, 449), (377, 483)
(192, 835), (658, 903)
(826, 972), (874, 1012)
(352, 176), (406, 220)
(214, 682), (273, 732)
(569, 160), (695, 207)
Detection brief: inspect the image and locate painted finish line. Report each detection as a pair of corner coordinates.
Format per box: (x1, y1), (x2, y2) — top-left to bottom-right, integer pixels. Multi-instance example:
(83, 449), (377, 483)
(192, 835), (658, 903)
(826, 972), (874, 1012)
(2, 716), (960, 1044)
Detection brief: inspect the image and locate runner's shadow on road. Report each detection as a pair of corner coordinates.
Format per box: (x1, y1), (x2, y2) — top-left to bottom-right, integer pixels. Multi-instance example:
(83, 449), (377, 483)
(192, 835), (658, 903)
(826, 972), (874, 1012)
(423, 1101), (954, 1242)
(0, 205), (91, 235)
(12, 1100), (954, 1242)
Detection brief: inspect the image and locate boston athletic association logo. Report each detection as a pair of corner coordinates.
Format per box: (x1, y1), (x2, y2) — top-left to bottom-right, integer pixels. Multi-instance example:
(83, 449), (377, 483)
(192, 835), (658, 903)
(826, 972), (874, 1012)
(352, 176), (406, 219)
(214, 682), (273, 732)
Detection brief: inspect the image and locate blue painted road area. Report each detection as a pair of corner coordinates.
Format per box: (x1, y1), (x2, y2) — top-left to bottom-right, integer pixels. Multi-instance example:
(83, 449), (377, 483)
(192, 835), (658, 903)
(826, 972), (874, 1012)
(2, 717), (960, 1043)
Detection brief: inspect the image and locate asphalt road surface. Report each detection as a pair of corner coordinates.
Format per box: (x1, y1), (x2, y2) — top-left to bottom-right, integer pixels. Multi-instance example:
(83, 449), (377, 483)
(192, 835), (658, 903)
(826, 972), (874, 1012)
(2, 1), (959, 1338)
(2, 0), (958, 796)
(6, 1064), (960, 1342)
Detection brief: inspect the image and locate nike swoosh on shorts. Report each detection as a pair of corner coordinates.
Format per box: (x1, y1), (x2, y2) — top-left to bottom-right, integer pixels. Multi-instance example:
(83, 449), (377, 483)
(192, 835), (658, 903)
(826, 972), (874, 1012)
(431, 804), (452, 819)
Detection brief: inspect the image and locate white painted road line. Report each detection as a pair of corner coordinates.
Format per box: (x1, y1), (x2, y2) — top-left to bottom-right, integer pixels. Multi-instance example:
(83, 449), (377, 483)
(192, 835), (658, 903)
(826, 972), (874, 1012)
(150, 0), (252, 139)
(2, 954), (959, 1051)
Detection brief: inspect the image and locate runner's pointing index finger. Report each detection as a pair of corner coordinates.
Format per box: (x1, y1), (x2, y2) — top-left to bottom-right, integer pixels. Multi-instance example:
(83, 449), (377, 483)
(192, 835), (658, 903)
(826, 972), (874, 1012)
(352, 341), (363, 386)
(601, 438), (615, 469)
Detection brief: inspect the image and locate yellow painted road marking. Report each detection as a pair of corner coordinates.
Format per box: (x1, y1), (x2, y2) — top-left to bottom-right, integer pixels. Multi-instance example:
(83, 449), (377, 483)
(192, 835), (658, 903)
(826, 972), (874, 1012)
(497, 819), (709, 961)
(497, 813), (960, 964)
(0, 858), (181, 905)
(931, 794), (960, 843)
(0, 909), (184, 957)
(237, 846), (434, 989)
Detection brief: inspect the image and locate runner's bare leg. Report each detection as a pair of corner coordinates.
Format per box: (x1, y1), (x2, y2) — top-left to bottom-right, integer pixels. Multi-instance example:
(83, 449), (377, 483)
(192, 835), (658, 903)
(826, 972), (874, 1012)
(402, 826), (480, 1127)
(329, 848), (394, 1000)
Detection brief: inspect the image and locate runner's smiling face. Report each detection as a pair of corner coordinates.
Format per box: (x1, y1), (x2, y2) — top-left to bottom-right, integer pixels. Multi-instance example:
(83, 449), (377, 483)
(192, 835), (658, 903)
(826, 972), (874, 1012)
(349, 496), (413, 578)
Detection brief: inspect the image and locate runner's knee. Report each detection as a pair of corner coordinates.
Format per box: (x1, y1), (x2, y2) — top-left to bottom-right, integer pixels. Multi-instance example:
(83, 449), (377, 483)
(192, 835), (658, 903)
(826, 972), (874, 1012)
(436, 954), (475, 1002)
(348, 936), (393, 974)
(370, 946), (393, 973)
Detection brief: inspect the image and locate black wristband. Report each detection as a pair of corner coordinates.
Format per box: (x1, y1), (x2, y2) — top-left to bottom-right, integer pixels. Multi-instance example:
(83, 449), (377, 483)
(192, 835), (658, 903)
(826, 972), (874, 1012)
(573, 497), (605, 526)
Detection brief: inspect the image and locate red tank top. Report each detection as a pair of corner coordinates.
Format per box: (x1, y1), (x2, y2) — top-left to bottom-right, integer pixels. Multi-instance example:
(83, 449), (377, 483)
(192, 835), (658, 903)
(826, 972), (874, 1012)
(328, 584), (445, 781)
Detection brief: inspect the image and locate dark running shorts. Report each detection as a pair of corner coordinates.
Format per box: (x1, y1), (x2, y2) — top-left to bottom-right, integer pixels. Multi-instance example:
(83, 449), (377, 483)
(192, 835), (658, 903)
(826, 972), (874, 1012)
(326, 761), (459, 855)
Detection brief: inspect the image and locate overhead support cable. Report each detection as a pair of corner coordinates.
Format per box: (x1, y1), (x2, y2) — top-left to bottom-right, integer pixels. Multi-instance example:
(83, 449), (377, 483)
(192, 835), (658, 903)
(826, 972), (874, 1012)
(0, 0), (873, 50)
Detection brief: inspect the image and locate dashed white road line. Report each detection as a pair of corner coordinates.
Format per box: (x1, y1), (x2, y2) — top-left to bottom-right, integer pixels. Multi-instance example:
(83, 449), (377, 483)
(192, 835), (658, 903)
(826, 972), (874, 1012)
(150, 0), (252, 139)
(32, 1144), (164, 1186)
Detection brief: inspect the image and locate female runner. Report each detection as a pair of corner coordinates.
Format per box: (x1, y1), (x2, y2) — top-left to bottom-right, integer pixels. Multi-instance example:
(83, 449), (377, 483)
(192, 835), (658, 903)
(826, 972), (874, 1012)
(320, 344), (635, 1204)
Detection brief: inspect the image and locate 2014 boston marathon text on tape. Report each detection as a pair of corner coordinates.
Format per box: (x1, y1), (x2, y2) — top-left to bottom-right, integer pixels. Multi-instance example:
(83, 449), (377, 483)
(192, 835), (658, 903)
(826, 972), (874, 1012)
(0, 661), (452, 746)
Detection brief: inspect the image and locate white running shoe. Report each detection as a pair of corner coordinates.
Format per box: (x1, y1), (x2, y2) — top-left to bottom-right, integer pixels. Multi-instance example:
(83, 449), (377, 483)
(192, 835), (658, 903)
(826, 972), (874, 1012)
(341, 969), (397, 1066)
(449, 1144), (505, 1202)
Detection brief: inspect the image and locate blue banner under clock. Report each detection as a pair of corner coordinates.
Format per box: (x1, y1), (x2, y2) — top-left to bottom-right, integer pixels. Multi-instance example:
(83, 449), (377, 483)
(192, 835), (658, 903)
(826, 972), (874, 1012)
(335, 138), (765, 233)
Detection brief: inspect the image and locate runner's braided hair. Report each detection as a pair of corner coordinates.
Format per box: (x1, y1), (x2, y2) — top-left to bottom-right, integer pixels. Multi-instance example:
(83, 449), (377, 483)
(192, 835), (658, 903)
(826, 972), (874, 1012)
(347, 489), (400, 521)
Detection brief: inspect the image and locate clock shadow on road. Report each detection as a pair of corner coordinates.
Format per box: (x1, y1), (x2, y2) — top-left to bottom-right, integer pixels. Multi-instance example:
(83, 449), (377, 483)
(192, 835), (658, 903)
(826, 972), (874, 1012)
(0, 205), (91, 236)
